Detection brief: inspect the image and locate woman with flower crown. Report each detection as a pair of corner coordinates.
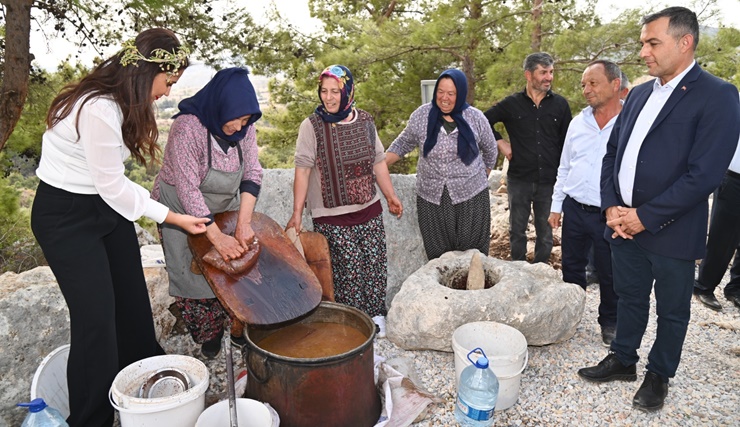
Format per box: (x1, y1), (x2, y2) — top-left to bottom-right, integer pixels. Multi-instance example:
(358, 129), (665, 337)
(287, 65), (403, 337)
(151, 67), (263, 359)
(31, 28), (206, 427)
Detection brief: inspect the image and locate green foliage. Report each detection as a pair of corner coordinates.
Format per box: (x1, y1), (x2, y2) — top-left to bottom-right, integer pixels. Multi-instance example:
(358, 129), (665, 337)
(27, 0), (270, 69)
(0, 175), (45, 273)
(696, 27), (740, 87)
(241, 0), (740, 178)
(242, 0), (605, 172)
(2, 63), (90, 175)
(550, 12), (644, 113)
(124, 158), (159, 192)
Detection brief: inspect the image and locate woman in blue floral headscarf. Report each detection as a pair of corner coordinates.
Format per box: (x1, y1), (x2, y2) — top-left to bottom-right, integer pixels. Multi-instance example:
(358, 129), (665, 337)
(386, 69), (498, 260)
(287, 65), (402, 336)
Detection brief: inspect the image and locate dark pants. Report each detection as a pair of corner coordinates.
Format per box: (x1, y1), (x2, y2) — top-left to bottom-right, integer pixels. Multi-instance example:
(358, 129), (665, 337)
(561, 196), (617, 327)
(610, 239), (694, 379)
(728, 249), (740, 297)
(694, 171), (740, 298)
(416, 187), (491, 260)
(506, 177), (553, 263)
(31, 181), (163, 427)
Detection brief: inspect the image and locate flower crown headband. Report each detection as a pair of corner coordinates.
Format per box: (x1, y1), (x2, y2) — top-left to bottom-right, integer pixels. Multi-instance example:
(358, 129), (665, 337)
(119, 39), (190, 81)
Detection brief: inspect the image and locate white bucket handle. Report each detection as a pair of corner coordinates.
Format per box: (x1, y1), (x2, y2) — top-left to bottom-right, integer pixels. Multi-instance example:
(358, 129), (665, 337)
(109, 387), (201, 414)
(492, 349), (528, 381)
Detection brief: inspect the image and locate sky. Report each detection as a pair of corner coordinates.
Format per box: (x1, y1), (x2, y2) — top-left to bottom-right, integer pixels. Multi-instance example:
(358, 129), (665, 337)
(29, 0), (740, 71)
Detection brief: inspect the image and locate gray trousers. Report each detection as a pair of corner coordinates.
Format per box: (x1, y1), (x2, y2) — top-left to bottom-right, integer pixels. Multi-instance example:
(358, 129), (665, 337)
(506, 176), (553, 263)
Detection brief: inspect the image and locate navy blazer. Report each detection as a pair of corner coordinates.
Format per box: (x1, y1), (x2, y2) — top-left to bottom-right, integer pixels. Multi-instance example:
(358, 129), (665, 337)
(601, 63), (740, 260)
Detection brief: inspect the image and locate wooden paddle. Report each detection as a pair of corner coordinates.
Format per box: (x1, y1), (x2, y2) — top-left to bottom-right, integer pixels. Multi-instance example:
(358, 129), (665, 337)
(188, 211), (322, 325)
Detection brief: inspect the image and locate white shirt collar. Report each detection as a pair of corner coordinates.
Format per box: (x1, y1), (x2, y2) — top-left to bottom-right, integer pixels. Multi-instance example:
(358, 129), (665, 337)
(652, 60), (696, 91)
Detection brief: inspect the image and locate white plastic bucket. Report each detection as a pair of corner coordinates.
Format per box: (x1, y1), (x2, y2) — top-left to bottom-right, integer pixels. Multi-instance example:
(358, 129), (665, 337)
(30, 344), (71, 419)
(195, 398), (273, 427)
(452, 322), (528, 410)
(109, 355), (209, 427)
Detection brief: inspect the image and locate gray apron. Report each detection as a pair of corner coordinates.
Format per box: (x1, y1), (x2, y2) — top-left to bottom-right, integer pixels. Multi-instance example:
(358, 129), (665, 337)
(159, 132), (245, 299)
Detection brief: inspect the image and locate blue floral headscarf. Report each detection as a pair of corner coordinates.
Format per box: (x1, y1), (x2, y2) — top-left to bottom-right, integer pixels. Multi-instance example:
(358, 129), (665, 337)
(314, 65), (355, 123)
(423, 69), (479, 165)
(175, 67), (262, 142)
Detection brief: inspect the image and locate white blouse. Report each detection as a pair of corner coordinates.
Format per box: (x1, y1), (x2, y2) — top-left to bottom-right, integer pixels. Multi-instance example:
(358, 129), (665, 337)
(36, 96), (169, 223)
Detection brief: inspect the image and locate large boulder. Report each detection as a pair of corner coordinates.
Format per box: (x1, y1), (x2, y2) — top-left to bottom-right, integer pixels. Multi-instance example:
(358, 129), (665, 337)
(0, 267), (69, 426)
(0, 264), (175, 426)
(386, 250), (585, 350)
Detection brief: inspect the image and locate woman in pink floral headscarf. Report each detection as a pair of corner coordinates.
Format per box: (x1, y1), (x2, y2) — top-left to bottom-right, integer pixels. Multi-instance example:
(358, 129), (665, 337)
(287, 65), (402, 336)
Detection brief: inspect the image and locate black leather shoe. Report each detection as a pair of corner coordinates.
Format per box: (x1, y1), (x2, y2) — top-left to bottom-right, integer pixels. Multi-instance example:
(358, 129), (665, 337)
(230, 334), (247, 348)
(201, 331), (224, 359)
(578, 352), (637, 382)
(633, 371), (668, 412)
(726, 294), (740, 309)
(601, 326), (616, 347)
(693, 289), (722, 311)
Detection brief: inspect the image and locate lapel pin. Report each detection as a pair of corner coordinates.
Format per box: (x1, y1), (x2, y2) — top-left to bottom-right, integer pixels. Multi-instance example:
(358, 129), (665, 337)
(681, 86), (686, 91)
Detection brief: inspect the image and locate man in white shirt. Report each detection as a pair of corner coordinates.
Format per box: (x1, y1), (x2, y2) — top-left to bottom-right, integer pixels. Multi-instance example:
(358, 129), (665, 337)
(693, 132), (740, 310)
(577, 7), (740, 412)
(549, 60), (623, 347)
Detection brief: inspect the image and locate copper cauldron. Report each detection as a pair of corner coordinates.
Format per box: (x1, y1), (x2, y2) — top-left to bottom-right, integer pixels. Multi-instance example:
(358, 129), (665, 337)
(244, 302), (381, 427)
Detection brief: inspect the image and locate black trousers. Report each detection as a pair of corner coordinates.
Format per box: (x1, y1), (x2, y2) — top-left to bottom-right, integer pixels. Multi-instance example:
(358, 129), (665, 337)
(695, 171), (740, 297)
(31, 181), (163, 427)
(561, 196), (617, 328)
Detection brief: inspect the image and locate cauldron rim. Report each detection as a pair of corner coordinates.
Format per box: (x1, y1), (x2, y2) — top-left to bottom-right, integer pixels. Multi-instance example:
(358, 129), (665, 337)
(244, 301), (376, 366)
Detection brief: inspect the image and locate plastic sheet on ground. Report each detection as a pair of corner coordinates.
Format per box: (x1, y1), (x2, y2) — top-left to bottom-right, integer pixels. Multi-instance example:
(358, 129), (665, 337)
(140, 244), (166, 267)
(374, 355), (443, 427)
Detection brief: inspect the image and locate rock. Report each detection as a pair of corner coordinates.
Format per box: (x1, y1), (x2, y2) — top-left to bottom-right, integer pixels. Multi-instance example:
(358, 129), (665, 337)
(386, 250), (585, 350)
(466, 252), (484, 290)
(0, 267), (69, 427)
(134, 222), (158, 246)
(0, 265), (175, 426)
(144, 266), (177, 341)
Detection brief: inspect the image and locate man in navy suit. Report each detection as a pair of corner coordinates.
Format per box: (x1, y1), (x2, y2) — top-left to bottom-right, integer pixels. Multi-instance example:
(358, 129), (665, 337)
(577, 7), (740, 412)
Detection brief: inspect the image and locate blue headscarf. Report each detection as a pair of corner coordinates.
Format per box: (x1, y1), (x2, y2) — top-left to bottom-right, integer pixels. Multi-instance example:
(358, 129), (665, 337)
(175, 67), (262, 142)
(314, 65), (355, 123)
(423, 69), (479, 165)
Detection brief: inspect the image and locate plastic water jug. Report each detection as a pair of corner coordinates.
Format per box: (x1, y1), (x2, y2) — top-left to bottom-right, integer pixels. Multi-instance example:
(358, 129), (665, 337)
(454, 347), (499, 427)
(17, 398), (69, 427)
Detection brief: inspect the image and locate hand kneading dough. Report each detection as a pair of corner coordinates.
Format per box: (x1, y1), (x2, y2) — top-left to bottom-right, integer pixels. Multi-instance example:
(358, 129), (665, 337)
(203, 239), (261, 275)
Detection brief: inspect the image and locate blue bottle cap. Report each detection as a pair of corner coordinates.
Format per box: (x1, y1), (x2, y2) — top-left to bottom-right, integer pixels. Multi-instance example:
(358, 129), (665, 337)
(17, 398), (48, 413)
(474, 356), (489, 369)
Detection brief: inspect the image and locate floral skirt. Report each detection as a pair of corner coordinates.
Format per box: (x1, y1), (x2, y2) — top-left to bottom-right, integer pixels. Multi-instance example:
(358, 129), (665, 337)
(313, 214), (388, 317)
(174, 296), (228, 344)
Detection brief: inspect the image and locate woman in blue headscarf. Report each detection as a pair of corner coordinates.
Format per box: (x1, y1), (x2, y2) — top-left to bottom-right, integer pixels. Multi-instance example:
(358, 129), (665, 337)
(152, 67), (263, 358)
(386, 69), (498, 260)
(287, 65), (403, 337)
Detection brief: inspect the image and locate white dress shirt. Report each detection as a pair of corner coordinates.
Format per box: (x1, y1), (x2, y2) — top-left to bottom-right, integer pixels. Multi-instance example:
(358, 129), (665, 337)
(551, 106), (618, 213)
(36, 96), (169, 223)
(618, 61), (695, 206)
(731, 93), (740, 174)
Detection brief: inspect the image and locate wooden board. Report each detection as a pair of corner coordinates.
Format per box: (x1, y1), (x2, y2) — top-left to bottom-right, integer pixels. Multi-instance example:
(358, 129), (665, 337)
(188, 211), (322, 325)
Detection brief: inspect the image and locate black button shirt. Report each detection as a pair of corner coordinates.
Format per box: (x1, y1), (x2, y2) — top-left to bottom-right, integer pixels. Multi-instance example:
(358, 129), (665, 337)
(484, 89), (572, 184)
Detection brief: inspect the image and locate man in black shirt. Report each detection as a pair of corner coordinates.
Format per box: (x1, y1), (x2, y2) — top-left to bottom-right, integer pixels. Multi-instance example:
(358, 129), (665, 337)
(485, 52), (572, 263)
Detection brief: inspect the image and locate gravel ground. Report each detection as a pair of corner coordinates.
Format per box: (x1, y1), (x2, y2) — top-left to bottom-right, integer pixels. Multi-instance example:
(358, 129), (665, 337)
(145, 267), (739, 427)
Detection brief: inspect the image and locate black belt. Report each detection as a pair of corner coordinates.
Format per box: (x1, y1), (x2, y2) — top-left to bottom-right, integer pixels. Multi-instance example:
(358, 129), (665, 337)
(571, 198), (601, 213)
(727, 170), (740, 180)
